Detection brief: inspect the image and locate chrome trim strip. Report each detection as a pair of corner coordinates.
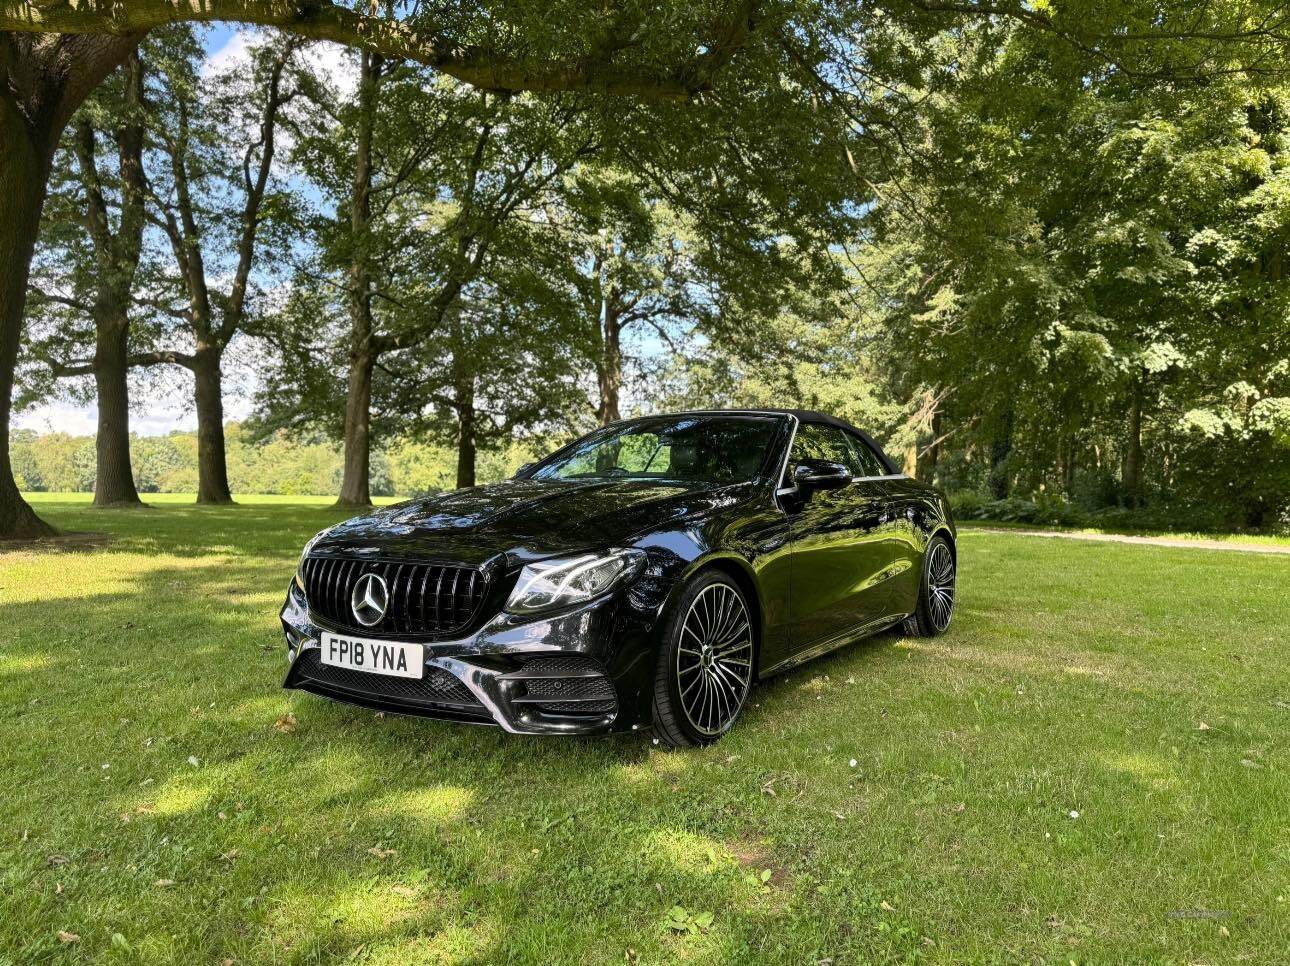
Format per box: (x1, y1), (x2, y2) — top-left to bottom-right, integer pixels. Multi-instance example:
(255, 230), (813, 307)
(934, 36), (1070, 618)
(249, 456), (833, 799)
(776, 413), (801, 491)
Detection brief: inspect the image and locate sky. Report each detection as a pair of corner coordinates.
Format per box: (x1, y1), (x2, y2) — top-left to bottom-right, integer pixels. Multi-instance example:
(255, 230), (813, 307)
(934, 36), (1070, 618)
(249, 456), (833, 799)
(15, 26), (351, 438)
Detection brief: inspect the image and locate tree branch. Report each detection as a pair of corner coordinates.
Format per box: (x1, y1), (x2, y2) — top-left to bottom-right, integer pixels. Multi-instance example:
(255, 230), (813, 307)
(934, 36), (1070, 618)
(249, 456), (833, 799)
(127, 349), (196, 369)
(0, 0), (753, 99)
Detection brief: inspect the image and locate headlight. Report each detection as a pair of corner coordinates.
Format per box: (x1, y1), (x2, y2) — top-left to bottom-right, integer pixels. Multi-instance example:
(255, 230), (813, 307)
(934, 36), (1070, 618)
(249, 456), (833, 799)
(294, 527), (333, 591)
(505, 550), (643, 614)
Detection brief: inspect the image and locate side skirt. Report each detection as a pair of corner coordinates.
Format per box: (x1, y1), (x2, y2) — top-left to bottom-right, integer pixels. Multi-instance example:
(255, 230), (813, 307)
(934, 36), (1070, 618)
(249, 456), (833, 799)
(758, 613), (909, 678)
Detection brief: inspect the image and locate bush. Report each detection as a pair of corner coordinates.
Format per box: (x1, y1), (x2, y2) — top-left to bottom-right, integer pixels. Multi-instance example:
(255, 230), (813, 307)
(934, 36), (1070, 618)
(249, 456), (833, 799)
(948, 490), (1085, 526)
(948, 490), (988, 520)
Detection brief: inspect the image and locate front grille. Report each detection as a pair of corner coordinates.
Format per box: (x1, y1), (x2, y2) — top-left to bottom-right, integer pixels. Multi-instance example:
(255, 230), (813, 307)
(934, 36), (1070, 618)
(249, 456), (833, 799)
(294, 649), (482, 708)
(506, 654), (618, 716)
(302, 555), (486, 639)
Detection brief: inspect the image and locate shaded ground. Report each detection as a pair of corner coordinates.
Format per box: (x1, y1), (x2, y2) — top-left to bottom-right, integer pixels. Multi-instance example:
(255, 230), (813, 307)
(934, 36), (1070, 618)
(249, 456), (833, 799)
(2, 497), (1287, 963)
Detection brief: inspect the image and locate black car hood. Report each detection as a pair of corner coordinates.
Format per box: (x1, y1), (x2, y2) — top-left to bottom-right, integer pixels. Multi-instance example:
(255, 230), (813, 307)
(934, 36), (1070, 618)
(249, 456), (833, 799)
(316, 478), (752, 565)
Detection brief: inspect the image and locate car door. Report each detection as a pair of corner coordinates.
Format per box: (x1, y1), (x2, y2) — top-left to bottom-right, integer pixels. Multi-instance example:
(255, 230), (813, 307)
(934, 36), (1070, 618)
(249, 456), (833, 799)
(783, 423), (893, 652)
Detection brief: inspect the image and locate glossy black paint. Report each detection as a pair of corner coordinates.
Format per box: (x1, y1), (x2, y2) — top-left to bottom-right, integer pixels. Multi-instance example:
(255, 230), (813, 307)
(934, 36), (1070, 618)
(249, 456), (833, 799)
(281, 409), (955, 735)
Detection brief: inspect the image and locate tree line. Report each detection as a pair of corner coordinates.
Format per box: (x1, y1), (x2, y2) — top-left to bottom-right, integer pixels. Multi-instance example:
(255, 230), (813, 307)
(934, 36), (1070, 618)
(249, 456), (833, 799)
(3, 2), (1289, 539)
(8, 425), (540, 497)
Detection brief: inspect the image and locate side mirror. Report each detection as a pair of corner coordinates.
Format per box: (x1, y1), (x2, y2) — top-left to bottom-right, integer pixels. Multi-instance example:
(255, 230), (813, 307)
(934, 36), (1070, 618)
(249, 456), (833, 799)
(514, 462), (535, 479)
(792, 460), (852, 493)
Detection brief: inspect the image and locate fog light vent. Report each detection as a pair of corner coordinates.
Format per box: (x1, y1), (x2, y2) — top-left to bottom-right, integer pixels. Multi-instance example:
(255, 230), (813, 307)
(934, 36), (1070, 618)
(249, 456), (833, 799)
(504, 654), (618, 717)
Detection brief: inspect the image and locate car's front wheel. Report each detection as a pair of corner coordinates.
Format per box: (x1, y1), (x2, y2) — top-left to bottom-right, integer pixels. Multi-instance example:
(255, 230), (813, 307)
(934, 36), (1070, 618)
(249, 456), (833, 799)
(651, 571), (754, 747)
(902, 534), (956, 637)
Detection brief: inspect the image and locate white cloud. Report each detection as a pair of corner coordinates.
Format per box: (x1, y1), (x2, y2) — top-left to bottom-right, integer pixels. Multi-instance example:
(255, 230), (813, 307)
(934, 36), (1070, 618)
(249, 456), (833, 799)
(204, 28), (355, 98)
(301, 39), (357, 98)
(12, 402), (99, 436)
(13, 388), (254, 438)
(203, 28), (255, 79)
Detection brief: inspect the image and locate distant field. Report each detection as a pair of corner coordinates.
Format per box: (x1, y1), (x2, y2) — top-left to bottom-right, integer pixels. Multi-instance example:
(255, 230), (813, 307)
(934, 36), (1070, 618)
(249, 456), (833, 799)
(2, 499), (1287, 963)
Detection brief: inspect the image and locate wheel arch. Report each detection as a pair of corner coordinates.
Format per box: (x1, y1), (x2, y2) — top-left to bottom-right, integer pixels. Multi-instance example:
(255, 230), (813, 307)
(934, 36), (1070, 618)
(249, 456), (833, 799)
(674, 553), (764, 679)
(930, 524), (956, 562)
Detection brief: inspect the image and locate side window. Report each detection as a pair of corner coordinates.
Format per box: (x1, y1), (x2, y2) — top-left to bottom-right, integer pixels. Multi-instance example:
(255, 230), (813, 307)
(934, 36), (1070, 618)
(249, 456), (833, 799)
(787, 424), (864, 478)
(847, 434), (888, 477)
(596, 433), (663, 473)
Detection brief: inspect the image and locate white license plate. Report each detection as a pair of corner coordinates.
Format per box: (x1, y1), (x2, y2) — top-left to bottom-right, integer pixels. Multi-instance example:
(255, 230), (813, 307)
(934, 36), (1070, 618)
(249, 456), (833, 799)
(320, 632), (424, 679)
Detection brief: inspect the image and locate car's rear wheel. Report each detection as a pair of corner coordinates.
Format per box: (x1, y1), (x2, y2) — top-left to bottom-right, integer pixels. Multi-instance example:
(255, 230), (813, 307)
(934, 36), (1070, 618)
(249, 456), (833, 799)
(651, 572), (754, 748)
(902, 534), (956, 637)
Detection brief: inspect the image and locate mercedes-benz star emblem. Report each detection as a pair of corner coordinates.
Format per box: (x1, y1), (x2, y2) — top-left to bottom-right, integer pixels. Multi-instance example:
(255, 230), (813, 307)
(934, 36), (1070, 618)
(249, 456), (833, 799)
(350, 572), (389, 627)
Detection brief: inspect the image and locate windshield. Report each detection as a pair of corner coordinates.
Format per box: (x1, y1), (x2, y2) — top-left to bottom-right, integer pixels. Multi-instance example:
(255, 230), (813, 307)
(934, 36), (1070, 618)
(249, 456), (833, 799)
(529, 415), (781, 485)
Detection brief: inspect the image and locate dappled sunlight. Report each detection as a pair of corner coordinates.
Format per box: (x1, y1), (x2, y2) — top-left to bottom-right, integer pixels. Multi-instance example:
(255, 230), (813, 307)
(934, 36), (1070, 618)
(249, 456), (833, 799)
(264, 872), (481, 961)
(367, 786), (476, 825)
(1098, 751), (1181, 792)
(150, 777), (217, 818)
(217, 693), (292, 725)
(0, 651), (55, 677)
(603, 745), (699, 791)
(645, 828), (735, 877)
(362, 921), (503, 966)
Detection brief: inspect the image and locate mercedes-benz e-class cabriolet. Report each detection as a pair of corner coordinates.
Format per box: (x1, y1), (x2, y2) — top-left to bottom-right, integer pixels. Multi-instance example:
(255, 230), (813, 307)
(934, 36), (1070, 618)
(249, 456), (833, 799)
(281, 409), (956, 746)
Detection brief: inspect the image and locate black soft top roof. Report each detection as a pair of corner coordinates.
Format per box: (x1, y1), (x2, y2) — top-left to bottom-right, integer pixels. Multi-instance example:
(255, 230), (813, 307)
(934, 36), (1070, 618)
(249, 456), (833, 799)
(640, 408), (901, 476)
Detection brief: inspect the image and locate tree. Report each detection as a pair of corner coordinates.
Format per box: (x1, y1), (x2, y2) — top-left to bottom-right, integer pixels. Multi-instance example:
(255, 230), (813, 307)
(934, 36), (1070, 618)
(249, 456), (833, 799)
(860, 21), (1290, 525)
(525, 168), (703, 425)
(124, 28), (308, 504)
(255, 55), (596, 504)
(1, 33), (137, 535)
(21, 47), (150, 506)
(5, 0), (1287, 535)
(398, 271), (589, 489)
(0, 0), (760, 536)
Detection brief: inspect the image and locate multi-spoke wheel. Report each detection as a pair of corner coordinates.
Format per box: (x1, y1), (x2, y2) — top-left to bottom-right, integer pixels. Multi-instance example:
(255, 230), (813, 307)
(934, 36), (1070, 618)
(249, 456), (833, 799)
(902, 534), (956, 637)
(651, 572), (754, 747)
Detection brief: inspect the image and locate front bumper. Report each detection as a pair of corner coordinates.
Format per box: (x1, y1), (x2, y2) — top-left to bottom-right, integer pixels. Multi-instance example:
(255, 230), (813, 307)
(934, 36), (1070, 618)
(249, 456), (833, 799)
(280, 580), (658, 735)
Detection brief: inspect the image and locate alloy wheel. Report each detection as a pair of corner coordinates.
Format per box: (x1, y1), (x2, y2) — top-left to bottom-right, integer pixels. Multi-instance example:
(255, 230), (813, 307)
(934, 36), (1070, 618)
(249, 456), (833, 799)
(676, 582), (753, 736)
(928, 541), (956, 631)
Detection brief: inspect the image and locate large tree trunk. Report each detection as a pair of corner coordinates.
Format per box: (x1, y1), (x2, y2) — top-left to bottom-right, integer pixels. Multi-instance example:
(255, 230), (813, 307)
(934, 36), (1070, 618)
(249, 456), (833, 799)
(0, 91), (58, 538)
(192, 347), (233, 505)
(337, 348), (373, 506)
(1123, 379), (1143, 508)
(596, 309), (622, 426)
(455, 375), (476, 490)
(1, 35), (137, 539)
(335, 48), (379, 507)
(92, 318), (142, 507)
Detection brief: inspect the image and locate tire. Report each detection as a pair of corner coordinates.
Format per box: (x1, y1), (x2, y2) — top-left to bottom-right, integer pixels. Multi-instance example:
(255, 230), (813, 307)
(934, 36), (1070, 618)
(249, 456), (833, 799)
(651, 571), (755, 748)
(901, 534), (956, 637)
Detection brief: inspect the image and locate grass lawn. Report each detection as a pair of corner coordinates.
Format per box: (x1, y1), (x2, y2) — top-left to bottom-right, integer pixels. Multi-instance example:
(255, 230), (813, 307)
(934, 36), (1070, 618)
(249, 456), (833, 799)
(956, 518), (1290, 549)
(2, 495), (1288, 963)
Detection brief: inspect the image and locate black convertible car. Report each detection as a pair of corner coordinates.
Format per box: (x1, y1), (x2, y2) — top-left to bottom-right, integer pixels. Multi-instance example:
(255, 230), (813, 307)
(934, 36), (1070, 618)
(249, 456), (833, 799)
(282, 409), (956, 746)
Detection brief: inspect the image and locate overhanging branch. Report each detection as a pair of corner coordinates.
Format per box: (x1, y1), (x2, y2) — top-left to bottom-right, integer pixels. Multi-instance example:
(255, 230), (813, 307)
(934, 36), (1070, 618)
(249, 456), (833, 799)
(0, 0), (751, 99)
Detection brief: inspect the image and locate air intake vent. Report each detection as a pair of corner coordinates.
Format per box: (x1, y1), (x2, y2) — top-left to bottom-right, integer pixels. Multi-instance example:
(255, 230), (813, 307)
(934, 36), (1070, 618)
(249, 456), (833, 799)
(301, 556), (486, 639)
(503, 654), (618, 717)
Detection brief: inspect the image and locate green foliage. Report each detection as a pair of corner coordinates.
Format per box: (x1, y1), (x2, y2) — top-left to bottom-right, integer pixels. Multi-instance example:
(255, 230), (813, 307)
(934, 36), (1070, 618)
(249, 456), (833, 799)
(862, 20), (1290, 530)
(662, 905), (714, 936)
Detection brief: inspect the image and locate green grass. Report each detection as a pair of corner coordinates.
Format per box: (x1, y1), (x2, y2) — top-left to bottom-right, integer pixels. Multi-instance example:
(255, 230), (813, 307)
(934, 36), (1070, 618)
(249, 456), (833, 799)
(957, 517), (1290, 548)
(2, 497), (1288, 963)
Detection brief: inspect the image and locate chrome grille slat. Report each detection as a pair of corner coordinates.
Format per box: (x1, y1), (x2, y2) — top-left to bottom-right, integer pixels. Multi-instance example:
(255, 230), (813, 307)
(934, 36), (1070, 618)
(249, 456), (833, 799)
(303, 555), (486, 640)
